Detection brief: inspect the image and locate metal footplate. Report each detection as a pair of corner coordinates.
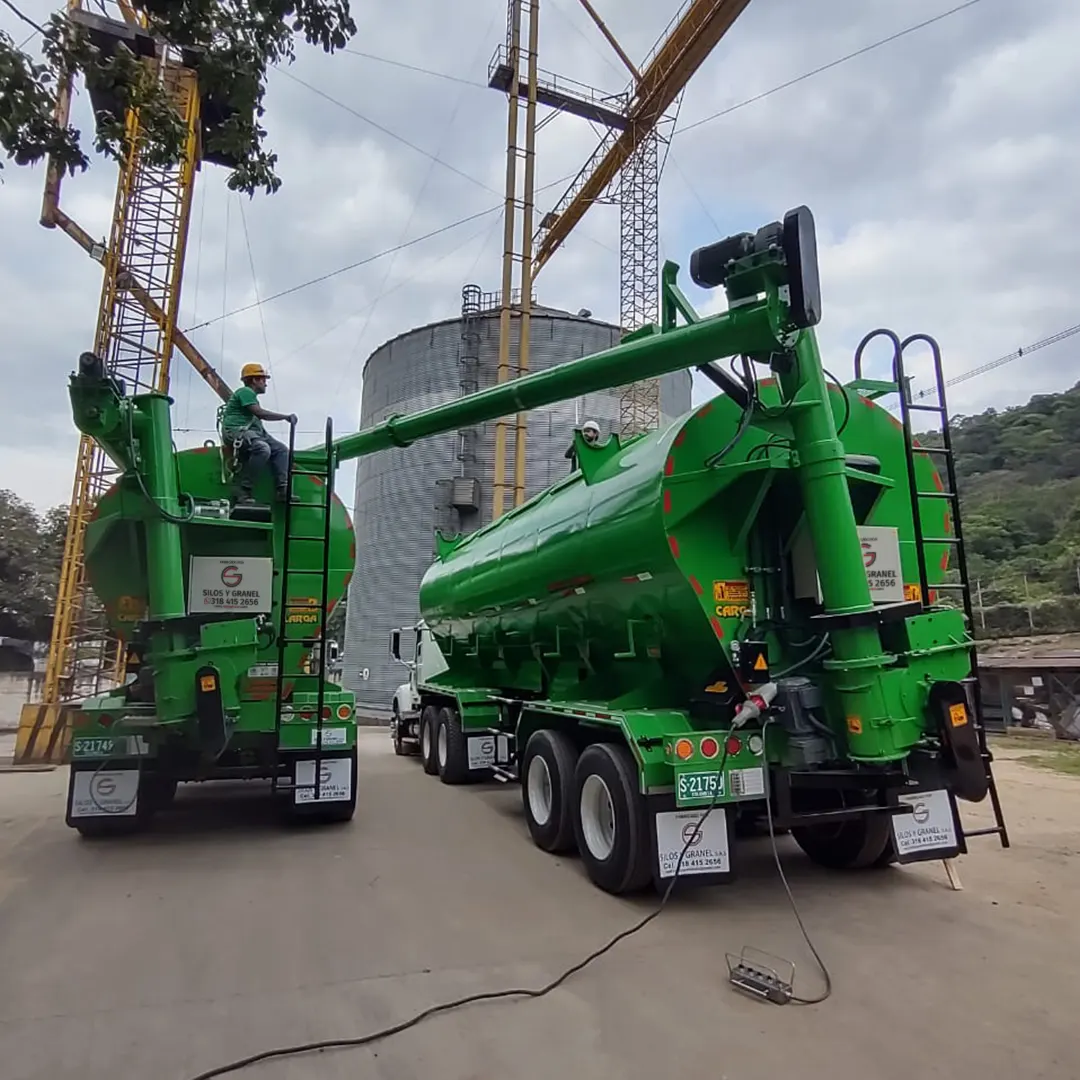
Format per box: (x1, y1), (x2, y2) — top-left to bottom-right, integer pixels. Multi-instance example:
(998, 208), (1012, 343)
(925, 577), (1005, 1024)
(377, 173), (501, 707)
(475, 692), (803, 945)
(726, 947), (794, 1005)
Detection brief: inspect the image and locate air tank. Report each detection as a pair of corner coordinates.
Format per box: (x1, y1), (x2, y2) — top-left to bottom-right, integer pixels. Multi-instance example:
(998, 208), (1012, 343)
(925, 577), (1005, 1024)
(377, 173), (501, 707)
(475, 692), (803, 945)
(343, 290), (692, 708)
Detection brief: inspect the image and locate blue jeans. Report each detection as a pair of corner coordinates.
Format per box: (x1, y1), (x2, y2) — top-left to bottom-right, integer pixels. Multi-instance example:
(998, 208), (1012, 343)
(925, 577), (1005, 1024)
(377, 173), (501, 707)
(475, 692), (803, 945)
(228, 428), (289, 494)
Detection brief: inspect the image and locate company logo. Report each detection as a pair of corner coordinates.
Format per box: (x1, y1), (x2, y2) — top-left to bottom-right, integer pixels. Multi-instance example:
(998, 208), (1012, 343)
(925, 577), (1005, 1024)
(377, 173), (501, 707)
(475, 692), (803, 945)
(682, 822), (703, 847)
(221, 565), (243, 588)
(862, 540), (877, 568)
(93, 775), (117, 799)
(911, 800), (930, 825)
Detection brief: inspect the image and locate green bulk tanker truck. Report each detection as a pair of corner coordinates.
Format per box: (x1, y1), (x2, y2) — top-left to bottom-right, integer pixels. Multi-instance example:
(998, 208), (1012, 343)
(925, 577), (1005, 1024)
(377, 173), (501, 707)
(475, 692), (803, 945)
(389, 206), (1009, 895)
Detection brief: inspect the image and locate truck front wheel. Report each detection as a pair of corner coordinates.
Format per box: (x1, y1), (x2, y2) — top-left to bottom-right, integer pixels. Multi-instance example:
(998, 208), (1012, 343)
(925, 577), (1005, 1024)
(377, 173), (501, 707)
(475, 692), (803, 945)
(572, 743), (652, 895)
(420, 705), (439, 775)
(521, 728), (577, 853)
(436, 706), (469, 785)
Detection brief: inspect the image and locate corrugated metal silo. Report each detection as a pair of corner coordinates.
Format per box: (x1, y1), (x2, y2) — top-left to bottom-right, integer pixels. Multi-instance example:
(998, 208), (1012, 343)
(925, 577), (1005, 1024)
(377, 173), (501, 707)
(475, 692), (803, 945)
(343, 290), (692, 709)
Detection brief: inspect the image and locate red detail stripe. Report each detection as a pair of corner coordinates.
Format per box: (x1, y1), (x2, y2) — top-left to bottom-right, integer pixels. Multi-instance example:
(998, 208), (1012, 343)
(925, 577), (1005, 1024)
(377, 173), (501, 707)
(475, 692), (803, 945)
(190, 446), (210, 455)
(696, 402), (714, 417)
(673, 429), (687, 447)
(668, 535), (680, 558)
(664, 455), (674, 476)
(594, 712), (611, 719)
(663, 489), (672, 514)
(943, 510), (952, 534)
(689, 575), (703, 595)
(547, 575), (593, 592)
(940, 551), (950, 572)
(349, 541), (356, 562)
(312, 476), (325, 487)
(621, 575), (641, 583)
(710, 616), (724, 639)
(933, 471), (944, 492)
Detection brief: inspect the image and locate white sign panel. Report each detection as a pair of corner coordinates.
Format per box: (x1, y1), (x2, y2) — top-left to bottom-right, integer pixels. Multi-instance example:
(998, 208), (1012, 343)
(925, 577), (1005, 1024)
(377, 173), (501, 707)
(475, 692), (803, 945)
(859, 526), (905, 603)
(188, 556), (273, 615)
(467, 735), (496, 770)
(70, 770), (140, 818)
(310, 726), (348, 747)
(791, 524), (906, 604)
(295, 758), (352, 804)
(891, 789), (958, 856)
(655, 809), (730, 878)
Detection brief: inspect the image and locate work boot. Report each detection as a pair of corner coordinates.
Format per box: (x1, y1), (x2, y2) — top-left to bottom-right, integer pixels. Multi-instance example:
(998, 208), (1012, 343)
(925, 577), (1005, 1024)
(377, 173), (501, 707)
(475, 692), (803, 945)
(275, 485), (289, 502)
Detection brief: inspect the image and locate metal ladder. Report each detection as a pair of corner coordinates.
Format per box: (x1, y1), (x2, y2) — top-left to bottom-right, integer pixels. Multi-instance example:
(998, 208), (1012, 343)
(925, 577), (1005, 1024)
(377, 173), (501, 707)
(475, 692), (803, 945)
(272, 418), (336, 801)
(854, 329), (1010, 849)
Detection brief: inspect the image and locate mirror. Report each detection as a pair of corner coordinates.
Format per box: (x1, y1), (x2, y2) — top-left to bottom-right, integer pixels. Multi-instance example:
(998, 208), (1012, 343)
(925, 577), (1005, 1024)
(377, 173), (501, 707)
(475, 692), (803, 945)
(389, 629), (401, 660)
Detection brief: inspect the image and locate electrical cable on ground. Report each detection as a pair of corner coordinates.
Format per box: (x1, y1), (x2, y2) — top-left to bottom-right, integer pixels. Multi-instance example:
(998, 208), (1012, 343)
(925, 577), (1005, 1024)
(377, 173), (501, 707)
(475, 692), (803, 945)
(185, 741), (737, 1080)
(759, 717), (833, 1006)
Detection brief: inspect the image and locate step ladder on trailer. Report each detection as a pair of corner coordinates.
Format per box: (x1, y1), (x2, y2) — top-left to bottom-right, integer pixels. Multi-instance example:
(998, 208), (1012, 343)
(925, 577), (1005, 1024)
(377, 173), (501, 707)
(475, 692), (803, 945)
(853, 329), (1010, 850)
(272, 418), (336, 801)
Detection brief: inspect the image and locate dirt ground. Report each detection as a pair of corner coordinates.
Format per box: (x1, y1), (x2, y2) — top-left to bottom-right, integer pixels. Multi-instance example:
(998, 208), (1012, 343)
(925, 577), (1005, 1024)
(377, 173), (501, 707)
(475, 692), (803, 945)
(0, 730), (1077, 1080)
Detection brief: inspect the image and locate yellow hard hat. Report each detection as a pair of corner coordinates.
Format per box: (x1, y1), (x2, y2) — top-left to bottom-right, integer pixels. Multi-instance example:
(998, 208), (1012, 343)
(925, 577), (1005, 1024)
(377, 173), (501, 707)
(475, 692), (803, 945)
(240, 363), (269, 381)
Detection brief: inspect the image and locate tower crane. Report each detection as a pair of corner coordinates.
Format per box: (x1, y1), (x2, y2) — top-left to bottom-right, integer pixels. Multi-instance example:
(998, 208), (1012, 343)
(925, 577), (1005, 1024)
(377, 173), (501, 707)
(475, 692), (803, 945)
(488, 0), (753, 519)
(15, 3), (238, 764)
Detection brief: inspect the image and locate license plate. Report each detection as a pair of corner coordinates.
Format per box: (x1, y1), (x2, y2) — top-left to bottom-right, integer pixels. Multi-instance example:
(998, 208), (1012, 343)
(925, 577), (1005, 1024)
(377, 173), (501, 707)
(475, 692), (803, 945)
(676, 770), (725, 805)
(72, 737), (116, 758)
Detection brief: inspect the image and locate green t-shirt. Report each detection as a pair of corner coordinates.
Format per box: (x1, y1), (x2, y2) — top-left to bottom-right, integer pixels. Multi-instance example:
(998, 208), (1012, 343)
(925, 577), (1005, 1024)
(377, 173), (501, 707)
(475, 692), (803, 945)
(221, 385), (265, 436)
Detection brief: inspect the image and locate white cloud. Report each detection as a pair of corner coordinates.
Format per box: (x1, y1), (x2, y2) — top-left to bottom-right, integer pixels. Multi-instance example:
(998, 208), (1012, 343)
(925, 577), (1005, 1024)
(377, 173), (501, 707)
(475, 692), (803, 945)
(1, 0), (1077, 513)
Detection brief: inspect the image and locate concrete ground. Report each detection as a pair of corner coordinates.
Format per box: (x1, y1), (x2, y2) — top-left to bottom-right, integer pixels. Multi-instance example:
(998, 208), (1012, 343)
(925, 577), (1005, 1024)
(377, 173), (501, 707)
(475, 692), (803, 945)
(0, 731), (1077, 1080)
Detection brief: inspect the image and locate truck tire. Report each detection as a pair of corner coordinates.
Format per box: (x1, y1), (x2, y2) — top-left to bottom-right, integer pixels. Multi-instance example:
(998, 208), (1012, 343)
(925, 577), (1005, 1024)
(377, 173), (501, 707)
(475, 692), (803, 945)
(436, 706), (469, 785)
(521, 728), (578, 854)
(420, 705), (439, 775)
(571, 742), (653, 895)
(392, 705), (408, 756)
(791, 792), (893, 870)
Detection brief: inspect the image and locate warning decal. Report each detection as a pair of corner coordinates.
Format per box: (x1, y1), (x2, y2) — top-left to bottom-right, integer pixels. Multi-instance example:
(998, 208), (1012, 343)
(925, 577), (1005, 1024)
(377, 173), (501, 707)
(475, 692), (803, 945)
(713, 580), (750, 604)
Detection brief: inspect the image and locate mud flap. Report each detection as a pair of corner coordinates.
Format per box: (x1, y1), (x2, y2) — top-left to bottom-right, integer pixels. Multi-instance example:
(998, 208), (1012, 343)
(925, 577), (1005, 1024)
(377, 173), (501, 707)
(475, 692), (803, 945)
(649, 794), (736, 891)
(929, 681), (989, 803)
(195, 665), (228, 760)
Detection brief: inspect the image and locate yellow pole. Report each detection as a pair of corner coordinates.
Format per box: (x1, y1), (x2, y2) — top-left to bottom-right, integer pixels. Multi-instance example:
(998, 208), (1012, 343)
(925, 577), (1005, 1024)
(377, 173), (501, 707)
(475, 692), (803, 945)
(512, 0), (540, 506)
(492, 0), (523, 520)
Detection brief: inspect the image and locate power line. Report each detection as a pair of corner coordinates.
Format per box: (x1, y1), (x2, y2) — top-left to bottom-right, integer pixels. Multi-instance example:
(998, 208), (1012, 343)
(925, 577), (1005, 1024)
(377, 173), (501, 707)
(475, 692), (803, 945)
(675, 0), (984, 137)
(340, 48), (486, 89)
(914, 322), (1080, 398)
(184, 205), (500, 332)
(274, 66), (501, 196)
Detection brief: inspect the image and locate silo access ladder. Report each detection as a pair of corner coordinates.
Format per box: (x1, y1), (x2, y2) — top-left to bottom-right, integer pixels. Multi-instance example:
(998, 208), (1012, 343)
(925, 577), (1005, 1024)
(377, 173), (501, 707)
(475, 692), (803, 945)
(853, 329), (1010, 851)
(271, 419), (337, 801)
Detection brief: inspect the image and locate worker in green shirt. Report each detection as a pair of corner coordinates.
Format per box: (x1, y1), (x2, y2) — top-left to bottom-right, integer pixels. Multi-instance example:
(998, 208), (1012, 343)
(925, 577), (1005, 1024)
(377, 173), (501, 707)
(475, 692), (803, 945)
(220, 363), (298, 502)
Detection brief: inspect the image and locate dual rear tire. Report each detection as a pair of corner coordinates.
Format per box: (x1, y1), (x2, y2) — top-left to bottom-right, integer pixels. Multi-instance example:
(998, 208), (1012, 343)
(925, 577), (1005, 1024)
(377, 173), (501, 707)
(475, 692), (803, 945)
(521, 730), (652, 896)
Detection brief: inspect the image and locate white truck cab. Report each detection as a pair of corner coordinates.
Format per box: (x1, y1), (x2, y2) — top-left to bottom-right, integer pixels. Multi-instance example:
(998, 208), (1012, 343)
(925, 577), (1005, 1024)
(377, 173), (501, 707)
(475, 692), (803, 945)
(388, 621), (447, 755)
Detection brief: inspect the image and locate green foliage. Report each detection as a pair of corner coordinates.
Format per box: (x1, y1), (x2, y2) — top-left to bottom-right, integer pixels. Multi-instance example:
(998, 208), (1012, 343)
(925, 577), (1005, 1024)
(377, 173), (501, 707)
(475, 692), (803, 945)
(917, 381), (1080, 634)
(0, 1), (356, 195)
(0, 490), (68, 641)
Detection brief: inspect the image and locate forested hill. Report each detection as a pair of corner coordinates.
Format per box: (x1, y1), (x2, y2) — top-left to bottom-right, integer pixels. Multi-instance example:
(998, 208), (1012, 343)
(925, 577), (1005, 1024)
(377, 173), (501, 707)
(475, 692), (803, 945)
(916, 380), (1080, 632)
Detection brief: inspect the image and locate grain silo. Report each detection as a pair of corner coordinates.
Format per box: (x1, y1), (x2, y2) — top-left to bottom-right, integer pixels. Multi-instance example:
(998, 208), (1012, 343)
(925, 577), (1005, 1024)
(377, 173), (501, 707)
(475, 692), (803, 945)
(342, 287), (692, 708)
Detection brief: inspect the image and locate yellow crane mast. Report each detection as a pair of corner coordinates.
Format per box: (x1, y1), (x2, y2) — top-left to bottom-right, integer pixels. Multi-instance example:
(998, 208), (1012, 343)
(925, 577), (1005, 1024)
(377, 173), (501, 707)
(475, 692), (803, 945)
(16, 6), (234, 764)
(533, 0), (753, 437)
(487, 0), (753, 513)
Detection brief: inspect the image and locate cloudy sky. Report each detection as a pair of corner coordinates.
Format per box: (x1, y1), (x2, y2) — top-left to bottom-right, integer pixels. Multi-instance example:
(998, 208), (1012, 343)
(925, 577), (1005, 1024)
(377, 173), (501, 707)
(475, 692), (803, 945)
(1, 0), (1076, 513)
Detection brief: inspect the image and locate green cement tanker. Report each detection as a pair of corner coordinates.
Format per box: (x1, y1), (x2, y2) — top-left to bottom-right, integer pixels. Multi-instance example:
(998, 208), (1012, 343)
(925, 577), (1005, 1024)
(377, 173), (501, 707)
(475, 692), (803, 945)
(392, 207), (1009, 895)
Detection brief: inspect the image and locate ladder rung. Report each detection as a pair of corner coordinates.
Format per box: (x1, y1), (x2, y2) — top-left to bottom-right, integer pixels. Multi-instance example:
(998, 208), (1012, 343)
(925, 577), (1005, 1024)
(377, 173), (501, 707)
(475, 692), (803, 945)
(963, 826), (1005, 839)
(286, 568), (327, 574)
(918, 490), (957, 499)
(906, 402), (944, 413)
(916, 445), (952, 455)
(920, 536), (961, 544)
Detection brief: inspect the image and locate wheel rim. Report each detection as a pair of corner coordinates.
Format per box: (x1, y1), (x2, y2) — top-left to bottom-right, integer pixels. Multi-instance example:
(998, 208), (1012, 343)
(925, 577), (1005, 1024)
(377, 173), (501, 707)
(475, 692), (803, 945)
(421, 722), (431, 758)
(438, 724), (447, 767)
(527, 755), (553, 826)
(580, 773), (616, 861)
